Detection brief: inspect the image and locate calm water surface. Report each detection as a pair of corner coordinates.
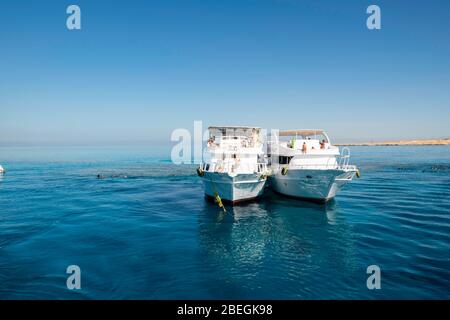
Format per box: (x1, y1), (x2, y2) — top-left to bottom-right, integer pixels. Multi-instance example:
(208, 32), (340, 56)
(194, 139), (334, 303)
(0, 146), (449, 299)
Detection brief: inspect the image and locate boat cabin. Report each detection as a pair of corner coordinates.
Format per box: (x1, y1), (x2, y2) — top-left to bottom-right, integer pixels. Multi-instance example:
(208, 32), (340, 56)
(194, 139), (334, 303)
(203, 126), (267, 174)
(278, 129), (333, 152)
(269, 129), (341, 168)
(207, 126), (262, 149)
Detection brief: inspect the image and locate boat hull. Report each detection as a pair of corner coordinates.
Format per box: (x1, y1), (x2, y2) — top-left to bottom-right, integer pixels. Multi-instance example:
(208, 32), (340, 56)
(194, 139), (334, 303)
(201, 172), (267, 203)
(269, 168), (356, 202)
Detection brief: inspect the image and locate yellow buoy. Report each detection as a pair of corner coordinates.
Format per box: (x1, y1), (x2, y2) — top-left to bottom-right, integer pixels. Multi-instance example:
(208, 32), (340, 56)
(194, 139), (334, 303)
(214, 192), (226, 212)
(356, 170), (361, 178)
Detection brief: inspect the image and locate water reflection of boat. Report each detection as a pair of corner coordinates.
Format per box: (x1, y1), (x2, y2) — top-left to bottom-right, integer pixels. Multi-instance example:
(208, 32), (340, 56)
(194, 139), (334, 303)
(197, 196), (357, 298)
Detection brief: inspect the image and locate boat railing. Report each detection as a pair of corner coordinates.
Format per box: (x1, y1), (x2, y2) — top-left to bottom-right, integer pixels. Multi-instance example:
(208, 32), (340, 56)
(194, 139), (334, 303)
(286, 147), (354, 171)
(286, 163), (357, 171)
(200, 162), (268, 174)
(214, 136), (260, 149)
(338, 147), (351, 170)
(219, 135), (249, 141)
(208, 144), (263, 153)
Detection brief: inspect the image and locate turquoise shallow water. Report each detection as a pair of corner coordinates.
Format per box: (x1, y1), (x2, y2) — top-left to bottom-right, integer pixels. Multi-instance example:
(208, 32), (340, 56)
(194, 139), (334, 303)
(0, 146), (449, 299)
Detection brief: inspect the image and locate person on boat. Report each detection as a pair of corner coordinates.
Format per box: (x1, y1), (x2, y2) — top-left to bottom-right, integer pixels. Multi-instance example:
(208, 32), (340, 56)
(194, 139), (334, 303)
(251, 129), (258, 147)
(232, 153), (240, 165)
(207, 136), (216, 147)
(320, 139), (326, 149)
(302, 142), (307, 153)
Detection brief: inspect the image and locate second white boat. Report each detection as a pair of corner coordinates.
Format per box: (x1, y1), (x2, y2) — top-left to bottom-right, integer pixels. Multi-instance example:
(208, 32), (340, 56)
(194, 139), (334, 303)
(268, 129), (359, 202)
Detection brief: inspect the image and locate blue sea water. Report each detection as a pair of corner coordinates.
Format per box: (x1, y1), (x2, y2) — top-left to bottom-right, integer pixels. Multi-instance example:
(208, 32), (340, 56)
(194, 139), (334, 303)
(0, 145), (449, 299)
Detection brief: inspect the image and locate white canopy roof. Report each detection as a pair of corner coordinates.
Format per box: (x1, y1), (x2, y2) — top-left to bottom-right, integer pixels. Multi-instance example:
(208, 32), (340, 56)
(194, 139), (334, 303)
(208, 126), (260, 130)
(278, 129), (325, 137)
(208, 126), (261, 139)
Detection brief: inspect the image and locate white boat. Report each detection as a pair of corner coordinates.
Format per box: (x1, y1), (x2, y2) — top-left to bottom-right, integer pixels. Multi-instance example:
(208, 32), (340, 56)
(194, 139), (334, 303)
(268, 129), (359, 203)
(197, 126), (269, 204)
(0, 165), (4, 174)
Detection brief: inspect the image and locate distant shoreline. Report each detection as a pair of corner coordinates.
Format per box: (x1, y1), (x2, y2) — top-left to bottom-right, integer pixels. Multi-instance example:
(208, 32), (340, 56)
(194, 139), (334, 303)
(336, 139), (450, 146)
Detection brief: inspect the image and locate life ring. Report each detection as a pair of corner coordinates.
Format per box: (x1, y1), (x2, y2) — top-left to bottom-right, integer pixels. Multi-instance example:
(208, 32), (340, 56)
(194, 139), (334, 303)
(196, 167), (204, 177)
(281, 167), (288, 175)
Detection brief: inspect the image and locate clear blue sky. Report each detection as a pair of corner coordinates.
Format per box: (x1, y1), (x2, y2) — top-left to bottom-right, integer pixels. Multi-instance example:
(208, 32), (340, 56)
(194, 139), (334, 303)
(1, 0), (449, 145)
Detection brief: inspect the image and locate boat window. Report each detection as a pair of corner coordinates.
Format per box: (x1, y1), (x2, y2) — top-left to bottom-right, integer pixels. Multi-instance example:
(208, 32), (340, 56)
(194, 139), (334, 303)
(278, 156), (293, 164)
